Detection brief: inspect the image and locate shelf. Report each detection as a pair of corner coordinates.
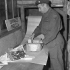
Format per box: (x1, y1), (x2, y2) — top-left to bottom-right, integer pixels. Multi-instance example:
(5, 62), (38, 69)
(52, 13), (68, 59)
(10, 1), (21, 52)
(17, 4), (63, 9)
(17, 0), (64, 8)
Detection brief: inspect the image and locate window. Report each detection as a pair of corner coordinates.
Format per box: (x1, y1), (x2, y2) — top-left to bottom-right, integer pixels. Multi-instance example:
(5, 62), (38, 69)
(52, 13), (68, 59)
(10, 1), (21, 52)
(0, 0), (18, 35)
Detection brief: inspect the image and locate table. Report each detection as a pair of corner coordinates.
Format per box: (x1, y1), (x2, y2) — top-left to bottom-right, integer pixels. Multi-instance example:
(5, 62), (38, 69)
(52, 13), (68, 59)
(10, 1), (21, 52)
(0, 48), (48, 70)
(0, 63), (44, 70)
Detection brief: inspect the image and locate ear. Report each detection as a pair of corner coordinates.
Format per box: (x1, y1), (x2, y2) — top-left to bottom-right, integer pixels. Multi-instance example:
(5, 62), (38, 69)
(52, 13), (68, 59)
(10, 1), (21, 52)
(42, 3), (47, 8)
(44, 4), (47, 7)
(41, 3), (45, 6)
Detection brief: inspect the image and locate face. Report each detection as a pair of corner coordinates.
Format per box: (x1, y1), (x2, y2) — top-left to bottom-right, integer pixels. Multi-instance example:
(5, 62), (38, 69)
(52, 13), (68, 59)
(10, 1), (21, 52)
(38, 3), (49, 13)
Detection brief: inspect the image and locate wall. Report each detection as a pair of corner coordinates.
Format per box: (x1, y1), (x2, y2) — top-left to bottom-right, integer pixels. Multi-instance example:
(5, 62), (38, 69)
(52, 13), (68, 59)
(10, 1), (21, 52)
(0, 28), (25, 56)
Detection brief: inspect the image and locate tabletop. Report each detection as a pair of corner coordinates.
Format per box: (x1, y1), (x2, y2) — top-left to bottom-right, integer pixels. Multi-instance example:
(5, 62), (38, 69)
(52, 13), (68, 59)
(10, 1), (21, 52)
(0, 48), (48, 70)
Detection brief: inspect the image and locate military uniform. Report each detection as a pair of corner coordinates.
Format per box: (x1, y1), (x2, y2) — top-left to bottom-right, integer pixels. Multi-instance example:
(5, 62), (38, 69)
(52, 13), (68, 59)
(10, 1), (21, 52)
(33, 8), (64, 70)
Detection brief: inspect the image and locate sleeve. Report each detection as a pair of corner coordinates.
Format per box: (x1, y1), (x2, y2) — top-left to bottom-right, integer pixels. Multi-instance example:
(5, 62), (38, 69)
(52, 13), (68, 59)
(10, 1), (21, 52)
(33, 22), (42, 38)
(43, 14), (62, 44)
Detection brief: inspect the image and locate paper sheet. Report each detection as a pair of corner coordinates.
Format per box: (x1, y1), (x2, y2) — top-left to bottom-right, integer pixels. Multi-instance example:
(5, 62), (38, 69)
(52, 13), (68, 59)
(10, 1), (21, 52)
(26, 48), (48, 65)
(21, 16), (42, 44)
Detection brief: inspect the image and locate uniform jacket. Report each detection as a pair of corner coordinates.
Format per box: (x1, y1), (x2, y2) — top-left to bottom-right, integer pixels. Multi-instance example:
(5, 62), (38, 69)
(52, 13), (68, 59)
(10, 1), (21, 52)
(33, 8), (62, 44)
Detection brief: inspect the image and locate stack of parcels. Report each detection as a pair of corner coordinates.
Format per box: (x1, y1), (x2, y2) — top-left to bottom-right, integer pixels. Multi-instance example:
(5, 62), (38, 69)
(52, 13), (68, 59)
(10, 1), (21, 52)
(21, 16), (43, 44)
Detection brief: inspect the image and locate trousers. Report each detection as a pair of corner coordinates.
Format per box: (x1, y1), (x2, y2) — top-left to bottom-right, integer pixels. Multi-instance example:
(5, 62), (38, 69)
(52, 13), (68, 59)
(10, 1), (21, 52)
(43, 33), (64, 70)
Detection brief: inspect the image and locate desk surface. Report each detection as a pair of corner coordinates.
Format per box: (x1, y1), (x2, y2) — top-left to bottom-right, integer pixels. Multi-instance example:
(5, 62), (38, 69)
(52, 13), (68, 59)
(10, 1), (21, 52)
(0, 63), (44, 70)
(0, 48), (48, 70)
(7, 48), (48, 65)
(30, 48), (48, 65)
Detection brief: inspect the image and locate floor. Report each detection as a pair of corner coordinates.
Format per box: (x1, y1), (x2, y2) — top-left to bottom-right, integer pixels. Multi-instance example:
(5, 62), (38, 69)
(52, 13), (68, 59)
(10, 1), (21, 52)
(43, 56), (50, 70)
(43, 56), (67, 70)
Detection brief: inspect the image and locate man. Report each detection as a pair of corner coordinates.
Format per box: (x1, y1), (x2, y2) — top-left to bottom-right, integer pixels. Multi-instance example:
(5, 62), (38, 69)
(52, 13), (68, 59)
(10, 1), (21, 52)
(30, 0), (64, 70)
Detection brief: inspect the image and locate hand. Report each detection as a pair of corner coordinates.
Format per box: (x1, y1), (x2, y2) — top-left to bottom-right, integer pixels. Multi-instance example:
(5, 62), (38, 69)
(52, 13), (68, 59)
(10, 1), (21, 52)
(30, 33), (35, 41)
(41, 43), (44, 47)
